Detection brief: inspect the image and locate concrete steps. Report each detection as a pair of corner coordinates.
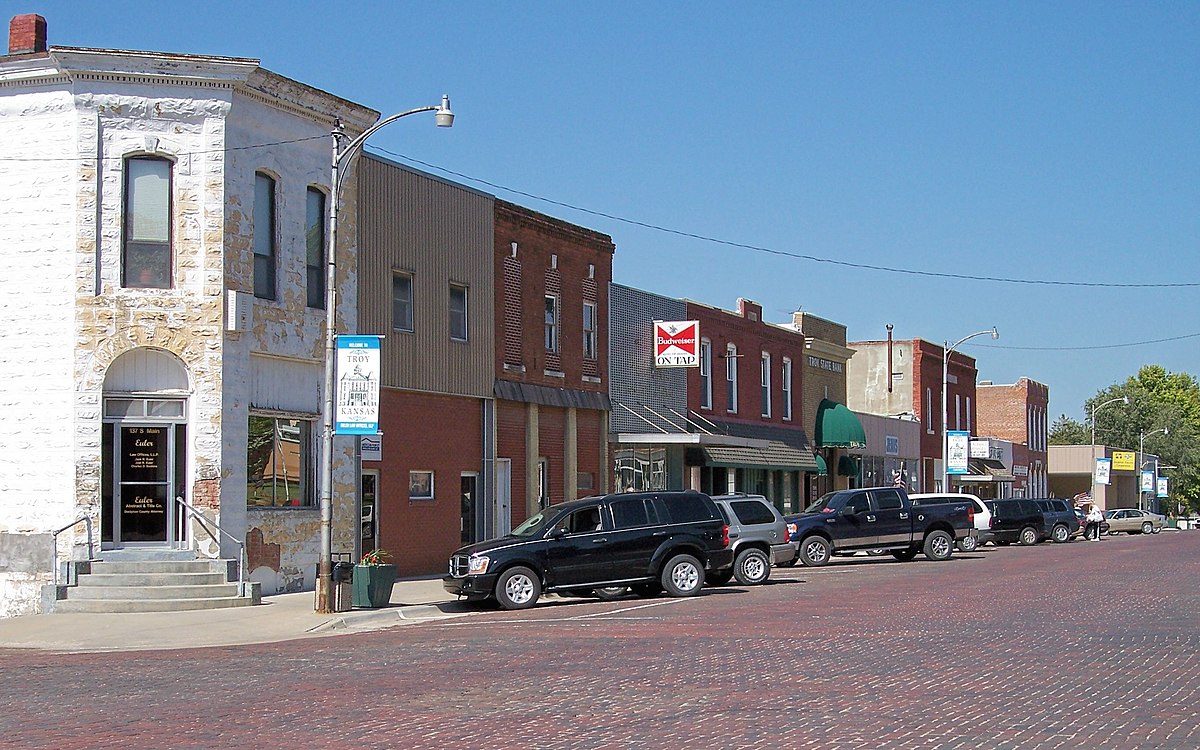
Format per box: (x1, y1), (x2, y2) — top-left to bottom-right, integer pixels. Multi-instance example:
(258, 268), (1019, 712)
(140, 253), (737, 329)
(49, 554), (259, 614)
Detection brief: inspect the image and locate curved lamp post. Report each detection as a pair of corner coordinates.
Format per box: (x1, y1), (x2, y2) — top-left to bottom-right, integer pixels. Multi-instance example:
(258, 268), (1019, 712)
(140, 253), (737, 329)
(1088, 395), (1128, 511)
(1138, 426), (1168, 511)
(941, 327), (998, 493)
(316, 96), (454, 613)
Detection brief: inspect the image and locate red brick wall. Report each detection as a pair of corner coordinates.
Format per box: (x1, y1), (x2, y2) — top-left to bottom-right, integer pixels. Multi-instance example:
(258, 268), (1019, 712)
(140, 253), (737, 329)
(364, 389), (482, 575)
(911, 340), (979, 468)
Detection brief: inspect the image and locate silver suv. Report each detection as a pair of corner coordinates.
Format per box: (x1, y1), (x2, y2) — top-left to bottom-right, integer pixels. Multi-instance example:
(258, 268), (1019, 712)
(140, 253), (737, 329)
(708, 494), (797, 585)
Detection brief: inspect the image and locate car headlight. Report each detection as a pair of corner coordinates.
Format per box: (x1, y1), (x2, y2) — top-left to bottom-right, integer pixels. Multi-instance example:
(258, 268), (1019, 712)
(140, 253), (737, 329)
(469, 555), (490, 575)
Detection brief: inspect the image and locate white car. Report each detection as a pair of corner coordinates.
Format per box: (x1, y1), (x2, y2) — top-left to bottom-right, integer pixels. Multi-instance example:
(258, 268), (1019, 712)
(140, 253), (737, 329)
(909, 492), (992, 551)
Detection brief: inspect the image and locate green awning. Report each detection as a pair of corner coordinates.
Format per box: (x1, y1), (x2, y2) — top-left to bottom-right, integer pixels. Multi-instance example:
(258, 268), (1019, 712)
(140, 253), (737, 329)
(813, 453), (828, 476)
(816, 399), (867, 449)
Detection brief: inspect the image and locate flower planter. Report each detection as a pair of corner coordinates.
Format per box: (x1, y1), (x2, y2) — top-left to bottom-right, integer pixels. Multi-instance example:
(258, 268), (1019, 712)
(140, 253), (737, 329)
(352, 563), (397, 608)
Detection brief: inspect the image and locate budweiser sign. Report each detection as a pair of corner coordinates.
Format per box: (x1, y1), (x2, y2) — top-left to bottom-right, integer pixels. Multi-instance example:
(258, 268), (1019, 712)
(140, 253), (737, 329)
(654, 320), (700, 368)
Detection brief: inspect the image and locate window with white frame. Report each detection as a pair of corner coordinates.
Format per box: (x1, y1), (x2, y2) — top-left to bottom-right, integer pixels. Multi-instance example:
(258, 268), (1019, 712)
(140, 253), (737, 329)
(966, 396), (972, 433)
(761, 352), (771, 417)
(782, 358), (793, 420)
(392, 272), (414, 332)
(123, 156), (172, 289)
(246, 415), (314, 507)
(726, 344), (738, 413)
(583, 302), (598, 360)
(699, 339), (712, 409)
(926, 388), (933, 432)
(544, 295), (559, 352)
(305, 188), (326, 309)
(409, 470), (434, 500)
(449, 283), (468, 341)
(253, 172), (276, 300)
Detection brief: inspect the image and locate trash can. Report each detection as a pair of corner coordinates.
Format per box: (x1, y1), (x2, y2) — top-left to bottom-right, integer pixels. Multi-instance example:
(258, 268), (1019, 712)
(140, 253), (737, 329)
(332, 561), (355, 613)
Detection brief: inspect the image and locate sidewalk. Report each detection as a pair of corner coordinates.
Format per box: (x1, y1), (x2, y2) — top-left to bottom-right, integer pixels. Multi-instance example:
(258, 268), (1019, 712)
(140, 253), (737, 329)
(0, 576), (470, 654)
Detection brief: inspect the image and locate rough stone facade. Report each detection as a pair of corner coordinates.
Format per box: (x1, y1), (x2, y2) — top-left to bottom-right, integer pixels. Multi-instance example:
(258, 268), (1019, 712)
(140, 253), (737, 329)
(0, 36), (376, 614)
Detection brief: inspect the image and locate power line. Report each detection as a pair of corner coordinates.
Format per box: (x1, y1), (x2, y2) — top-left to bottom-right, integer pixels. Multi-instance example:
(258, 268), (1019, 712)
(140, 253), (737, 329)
(973, 331), (1200, 351)
(0, 134), (326, 161)
(377, 148), (1200, 290)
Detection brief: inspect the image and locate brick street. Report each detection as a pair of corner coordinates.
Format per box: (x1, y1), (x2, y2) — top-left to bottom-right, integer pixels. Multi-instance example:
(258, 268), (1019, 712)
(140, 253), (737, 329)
(2, 531), (1197, 750)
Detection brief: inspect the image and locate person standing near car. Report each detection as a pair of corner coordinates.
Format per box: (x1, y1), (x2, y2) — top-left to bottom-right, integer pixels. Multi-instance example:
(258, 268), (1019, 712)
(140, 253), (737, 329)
(1086, 504), (1104, 541)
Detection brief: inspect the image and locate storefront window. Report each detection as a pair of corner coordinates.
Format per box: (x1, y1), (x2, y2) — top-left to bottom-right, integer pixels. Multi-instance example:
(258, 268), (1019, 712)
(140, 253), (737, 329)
(247, 415), (314, 507)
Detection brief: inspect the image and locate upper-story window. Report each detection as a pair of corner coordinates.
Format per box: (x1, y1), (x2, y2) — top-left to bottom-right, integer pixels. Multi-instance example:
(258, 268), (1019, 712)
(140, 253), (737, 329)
(699, 339), (712, 410)
(123, 156), (172, 288)
(761, 352), (772, 417)
(449, 283), (468, 341)
(782, 357), (793, 421)
(253, 173), (277, 300)
(392, 272), (414, 332)
(305, 188), (326, 309)
(926, 388), (933, 432)
(726, 344), (738, 413)
(544, 295), (559, 353)
(583, 302), (598, 360)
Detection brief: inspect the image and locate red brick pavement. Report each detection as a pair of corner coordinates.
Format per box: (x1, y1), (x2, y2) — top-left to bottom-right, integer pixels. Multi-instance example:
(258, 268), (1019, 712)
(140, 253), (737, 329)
(1, 532), (1197, 749)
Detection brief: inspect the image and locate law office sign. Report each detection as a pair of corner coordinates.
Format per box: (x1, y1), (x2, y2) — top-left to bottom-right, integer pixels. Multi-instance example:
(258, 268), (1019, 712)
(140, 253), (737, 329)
(336, 335), (381, 435)
(946, 430), (970, 474)
(654, 320), (700, 367)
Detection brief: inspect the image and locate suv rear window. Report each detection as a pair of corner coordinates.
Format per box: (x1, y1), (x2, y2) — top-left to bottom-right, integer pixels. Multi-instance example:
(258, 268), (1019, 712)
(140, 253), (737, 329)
(656, 494), (715, 523)
(730, 500), (776, 525)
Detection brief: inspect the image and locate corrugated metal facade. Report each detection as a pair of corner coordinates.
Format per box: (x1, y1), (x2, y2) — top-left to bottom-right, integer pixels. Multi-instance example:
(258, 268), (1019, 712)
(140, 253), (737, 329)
(608, 283), (688, 434)
(356, 155), (495, 396)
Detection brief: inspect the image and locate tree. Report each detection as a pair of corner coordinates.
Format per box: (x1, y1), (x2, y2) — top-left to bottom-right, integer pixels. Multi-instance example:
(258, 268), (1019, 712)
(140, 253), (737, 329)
(1049, 415), (1088, 445)
(1082, 366), (1200, 514)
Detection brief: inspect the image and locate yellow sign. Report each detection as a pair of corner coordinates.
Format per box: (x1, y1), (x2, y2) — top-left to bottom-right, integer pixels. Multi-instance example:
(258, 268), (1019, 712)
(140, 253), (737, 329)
(1112, 451), (1136, 471)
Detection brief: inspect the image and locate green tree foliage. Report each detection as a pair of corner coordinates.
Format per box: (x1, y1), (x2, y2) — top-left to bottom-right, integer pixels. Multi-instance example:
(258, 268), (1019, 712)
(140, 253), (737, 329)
(1083, 366), (1200, 514)
(1049, 415), (1088, 445)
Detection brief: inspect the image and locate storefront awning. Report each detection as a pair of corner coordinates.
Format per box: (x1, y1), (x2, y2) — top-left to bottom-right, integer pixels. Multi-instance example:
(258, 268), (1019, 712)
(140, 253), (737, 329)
(957, 458), (1014, 483)
(837, 454), (861, 477)
(700, 441), (819, 472)
(815, 400), (867, 449)
(814, 453), (828, 476)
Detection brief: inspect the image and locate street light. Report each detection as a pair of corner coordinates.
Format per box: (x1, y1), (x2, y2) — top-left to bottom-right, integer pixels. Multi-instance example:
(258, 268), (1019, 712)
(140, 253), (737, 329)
(1089, 395), (1128, 511)
(941, 327), (998, 493)
(1138, 426), (1169, 512)
(316, 95), (454, 614)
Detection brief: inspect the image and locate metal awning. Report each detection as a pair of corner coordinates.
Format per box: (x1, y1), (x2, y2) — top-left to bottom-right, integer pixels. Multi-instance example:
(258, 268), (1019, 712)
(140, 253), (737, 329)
(699, 441), (819, 472)
(958, 458), (1014, 483)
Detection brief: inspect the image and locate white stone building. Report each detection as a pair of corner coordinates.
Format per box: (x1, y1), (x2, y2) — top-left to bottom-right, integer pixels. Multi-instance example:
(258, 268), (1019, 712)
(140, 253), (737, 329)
(0, 15), (376, 616)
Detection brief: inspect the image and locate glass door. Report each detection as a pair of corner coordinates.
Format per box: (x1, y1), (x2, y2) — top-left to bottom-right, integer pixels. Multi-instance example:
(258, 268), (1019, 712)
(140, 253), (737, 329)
(102, 401), (187, 548)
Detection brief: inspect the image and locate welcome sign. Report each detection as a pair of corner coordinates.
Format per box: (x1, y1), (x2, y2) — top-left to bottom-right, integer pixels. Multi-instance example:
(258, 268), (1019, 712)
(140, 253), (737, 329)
(654, 321), (700, 367)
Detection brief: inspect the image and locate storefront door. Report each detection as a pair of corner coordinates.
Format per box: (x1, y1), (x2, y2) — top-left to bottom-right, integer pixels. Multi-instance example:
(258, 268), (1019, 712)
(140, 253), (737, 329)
(101, 399), (188, 549)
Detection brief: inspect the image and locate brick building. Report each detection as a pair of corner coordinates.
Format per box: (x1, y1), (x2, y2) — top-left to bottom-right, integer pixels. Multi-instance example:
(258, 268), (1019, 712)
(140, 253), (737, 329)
(493, 200), (614, 531)
(977, 378), (1050, 496)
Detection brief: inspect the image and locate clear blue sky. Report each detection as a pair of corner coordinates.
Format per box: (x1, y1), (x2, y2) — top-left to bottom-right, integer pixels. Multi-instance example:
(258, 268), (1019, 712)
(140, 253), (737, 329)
(30, 2), (1200, 422)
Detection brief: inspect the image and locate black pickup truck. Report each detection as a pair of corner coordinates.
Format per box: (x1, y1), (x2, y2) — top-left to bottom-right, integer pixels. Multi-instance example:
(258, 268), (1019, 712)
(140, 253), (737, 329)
(784, 486), (974, 566)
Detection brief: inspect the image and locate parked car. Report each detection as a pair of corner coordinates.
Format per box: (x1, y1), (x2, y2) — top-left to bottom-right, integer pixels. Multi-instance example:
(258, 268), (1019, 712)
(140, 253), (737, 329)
(443, 491), (733, 609)
(982, 498), (1045, 546)
(708, 494), (796, 586)
(1033, 497), (1082, 543)
(1104, 508), (1166, 535)
(909, 492), (992, 551)
(784, 486), (974, 566)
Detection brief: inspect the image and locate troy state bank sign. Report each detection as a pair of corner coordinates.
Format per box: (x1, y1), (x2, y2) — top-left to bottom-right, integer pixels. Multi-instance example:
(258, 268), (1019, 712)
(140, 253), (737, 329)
(654, 320), (700, 367)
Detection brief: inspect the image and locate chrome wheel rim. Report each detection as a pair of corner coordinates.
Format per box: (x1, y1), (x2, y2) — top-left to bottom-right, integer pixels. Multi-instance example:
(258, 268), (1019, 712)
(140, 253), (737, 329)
(505, 574), (535, 604)
(804, 540), (829, 563)
(671, 561), (699, 592)
(960, 536), (977, 552)
(932, 535), (951, 558)
(742, 556), (767, 582)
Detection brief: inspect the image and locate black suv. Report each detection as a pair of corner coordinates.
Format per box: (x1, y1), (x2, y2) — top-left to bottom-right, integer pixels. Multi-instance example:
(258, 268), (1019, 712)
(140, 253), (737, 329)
(1033, 497), (1081, 543)
(443, 491), (733, 610)
(983, 498), (1045, 546)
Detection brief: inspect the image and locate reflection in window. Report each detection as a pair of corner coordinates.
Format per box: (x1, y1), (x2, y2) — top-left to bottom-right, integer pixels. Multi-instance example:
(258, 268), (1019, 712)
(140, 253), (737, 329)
(306, 188), (326, 309)
(393, 272), (414, 332)
(246, 415), (314, 507)
(583, 302), (598, 360)
(123, 156), (172, 288)
(409, 470), (434, 500)
(449, 284), (468, 341)
(253, 172), (277, 300)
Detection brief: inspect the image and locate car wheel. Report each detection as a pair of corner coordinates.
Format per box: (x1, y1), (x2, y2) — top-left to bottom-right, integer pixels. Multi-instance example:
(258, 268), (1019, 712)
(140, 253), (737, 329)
(705, 569), (734, 586)
(1019, 526), (1039, 546)
(631, 583), (661, 598)
(1052, 524), (1070, 543)
(922, 530), (953, 561)
(733, 548), (771, 585)
(1141, 521), (1153, 535)
(798, 536), (832, 567)
(957, 535), (978, 553)
(891, 547), (918, 561)
(865, 548), (888, 556)
(660, 554), (704, 597)
(592, 586), (632, 600)
(494, 566), (541, 610)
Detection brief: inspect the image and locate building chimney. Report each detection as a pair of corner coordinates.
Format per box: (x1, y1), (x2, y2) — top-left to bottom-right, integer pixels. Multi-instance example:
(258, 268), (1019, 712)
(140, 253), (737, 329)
(8, 14), (47, 55)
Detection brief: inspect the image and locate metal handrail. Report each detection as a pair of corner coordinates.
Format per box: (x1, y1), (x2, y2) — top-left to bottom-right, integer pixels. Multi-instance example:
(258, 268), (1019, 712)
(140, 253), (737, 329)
(51, 516), (94, 586)
(175, 496), (247, 587)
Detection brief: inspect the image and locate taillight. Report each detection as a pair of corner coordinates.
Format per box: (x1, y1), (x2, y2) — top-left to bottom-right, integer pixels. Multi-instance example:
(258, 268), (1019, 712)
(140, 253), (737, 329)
(722, 524), (730, 547)
(967, 506), (975, 524)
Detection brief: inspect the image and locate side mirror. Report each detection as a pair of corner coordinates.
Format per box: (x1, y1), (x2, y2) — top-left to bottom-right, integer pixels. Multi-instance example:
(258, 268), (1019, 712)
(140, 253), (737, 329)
(549, 527), (567, 539)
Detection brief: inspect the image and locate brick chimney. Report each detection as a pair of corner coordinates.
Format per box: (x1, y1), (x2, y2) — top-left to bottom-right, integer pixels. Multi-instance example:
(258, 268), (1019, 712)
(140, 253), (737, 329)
(8, 13), (47, 55)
